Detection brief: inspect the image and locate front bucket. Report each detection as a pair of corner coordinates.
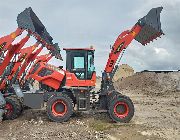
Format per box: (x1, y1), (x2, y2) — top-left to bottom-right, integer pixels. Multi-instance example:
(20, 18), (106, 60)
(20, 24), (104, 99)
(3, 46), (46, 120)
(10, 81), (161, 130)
(135, 7), (164, 45)
(17, 7), (62, 60)
(17, 7), (53, 44)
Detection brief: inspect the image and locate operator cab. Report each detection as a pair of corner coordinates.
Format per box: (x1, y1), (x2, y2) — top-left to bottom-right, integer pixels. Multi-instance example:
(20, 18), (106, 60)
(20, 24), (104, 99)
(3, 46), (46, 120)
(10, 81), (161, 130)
(64, 48), (95, 80)
(64, 48), (96, 86)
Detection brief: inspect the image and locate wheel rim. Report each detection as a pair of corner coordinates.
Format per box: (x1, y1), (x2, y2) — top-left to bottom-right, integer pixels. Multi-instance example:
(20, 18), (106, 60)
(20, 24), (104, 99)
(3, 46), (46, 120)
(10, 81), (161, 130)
(5, 103), (13, 116)
(52, 99), (67, 117)
(114, 101), (129, 119)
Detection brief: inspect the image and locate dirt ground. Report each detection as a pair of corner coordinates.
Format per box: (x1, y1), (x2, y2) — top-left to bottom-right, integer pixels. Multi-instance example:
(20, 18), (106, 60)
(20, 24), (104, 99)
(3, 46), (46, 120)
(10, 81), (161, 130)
(0, 72), (180, 140)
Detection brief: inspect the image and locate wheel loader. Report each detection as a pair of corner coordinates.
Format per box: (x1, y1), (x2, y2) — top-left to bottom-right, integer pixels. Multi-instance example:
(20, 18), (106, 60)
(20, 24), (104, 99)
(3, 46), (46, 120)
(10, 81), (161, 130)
(0, 7), (164, 122)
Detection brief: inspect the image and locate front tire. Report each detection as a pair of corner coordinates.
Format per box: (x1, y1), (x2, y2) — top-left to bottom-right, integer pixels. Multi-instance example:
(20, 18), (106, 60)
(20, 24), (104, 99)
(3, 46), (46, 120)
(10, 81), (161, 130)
(108, 95), (134, 123)
(47, 94), (73, 122)
(4, 96), (22, 120)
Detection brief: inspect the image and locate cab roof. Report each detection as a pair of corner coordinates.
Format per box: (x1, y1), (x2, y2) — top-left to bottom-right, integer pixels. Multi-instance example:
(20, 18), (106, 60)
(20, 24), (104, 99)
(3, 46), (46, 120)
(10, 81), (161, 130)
(63, 48), (95, 51)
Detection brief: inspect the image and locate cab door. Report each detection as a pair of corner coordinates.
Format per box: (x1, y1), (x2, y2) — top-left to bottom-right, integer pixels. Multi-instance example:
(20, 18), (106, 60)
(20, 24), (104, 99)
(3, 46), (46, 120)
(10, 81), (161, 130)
(65, 49), (96, 87)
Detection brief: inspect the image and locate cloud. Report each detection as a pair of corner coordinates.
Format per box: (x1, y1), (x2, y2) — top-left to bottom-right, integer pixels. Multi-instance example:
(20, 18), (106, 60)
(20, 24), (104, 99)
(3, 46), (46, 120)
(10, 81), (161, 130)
(119, 0), (180, 73)
(0, 0), (179, 76)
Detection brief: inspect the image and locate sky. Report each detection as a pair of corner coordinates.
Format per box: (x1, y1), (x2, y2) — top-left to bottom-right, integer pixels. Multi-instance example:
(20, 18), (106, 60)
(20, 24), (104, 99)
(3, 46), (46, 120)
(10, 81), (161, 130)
(0, 0), (179, 75)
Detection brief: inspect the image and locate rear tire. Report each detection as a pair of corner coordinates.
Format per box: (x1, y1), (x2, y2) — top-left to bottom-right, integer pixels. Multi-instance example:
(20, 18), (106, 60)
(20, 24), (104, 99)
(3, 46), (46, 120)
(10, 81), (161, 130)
(47, 94), (73, 122)
(4, 96), (22, 120)
(108, 95), (134, 123)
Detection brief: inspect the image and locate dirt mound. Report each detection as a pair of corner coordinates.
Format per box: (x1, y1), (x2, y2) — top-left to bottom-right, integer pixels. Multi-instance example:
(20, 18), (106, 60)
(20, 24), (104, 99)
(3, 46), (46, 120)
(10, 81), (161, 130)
(113, 64), (134, 81)
(114, 71), (180, 93)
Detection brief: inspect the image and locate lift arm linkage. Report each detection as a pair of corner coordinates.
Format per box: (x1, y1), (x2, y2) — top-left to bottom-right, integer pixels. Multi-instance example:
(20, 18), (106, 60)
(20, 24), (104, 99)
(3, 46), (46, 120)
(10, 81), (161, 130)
(105, 25), (141, 73)
(104, 7), (164, 75)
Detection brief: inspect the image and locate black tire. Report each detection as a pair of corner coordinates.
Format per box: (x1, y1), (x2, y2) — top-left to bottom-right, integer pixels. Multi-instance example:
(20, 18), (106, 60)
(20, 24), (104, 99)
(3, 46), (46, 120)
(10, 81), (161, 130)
(107, 90), (121, 107)
(62, 90), (76, 106)
(4, 96), (22, 120)
(108, 95), (134, 123)
(47, 94), (73, 122)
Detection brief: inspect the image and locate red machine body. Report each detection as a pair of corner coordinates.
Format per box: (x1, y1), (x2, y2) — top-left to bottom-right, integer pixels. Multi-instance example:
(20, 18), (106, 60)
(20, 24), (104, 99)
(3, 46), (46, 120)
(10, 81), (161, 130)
(0, 7), (164, 123)
(0, 34), (29, 75)
(65, 71), (96, 87)
(29, 62), (65, 90)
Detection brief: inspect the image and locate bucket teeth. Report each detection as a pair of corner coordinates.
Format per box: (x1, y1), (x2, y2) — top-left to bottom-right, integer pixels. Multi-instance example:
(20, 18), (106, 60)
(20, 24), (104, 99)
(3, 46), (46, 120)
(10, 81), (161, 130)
(41, 29), (53, 44)
(135, 7), (164, 45)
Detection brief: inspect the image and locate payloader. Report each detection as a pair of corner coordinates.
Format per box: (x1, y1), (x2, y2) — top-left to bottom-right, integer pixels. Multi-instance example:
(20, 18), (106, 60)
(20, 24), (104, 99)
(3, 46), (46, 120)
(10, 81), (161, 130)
(0, 7), (164, 122)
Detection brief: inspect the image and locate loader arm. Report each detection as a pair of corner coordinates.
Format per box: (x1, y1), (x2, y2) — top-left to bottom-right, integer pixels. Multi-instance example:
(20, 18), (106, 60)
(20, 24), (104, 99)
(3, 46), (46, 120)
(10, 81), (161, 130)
(18, 45), (43, 81)
(18, 46), (44, 86)
(105, 25), (141, 73)
(105, 7), (163, 74)
(101, 7), (164, 92)
(0, 35), (30, 76)
(0, 7), (62, 76)
(0, 43), (39, 90)
(0, 28), (23, 52)
(0, 7), (62, 91)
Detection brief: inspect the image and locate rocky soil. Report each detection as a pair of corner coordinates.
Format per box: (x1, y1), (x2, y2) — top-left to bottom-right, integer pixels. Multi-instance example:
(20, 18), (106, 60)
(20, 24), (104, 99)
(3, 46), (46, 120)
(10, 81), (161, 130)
(0, 72), (180, 140)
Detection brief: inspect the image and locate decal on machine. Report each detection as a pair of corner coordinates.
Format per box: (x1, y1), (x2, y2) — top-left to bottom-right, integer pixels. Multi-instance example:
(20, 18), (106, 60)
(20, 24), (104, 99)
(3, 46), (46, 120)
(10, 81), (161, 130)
(114, 42), (125, 54)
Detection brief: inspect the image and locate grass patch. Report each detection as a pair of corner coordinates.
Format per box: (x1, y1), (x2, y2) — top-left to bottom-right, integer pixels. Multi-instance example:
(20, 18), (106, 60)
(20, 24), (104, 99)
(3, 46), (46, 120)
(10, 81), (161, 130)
(89, 120), (119, 131)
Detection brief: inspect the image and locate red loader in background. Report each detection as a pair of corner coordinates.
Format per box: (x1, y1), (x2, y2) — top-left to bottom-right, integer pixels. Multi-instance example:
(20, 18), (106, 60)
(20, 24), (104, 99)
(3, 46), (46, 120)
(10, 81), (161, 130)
(0, 7), (164, 123)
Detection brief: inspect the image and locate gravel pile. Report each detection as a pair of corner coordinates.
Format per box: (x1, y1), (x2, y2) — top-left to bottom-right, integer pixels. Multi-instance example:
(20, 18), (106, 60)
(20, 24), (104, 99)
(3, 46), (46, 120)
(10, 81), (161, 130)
(114, 71), (180, 93)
